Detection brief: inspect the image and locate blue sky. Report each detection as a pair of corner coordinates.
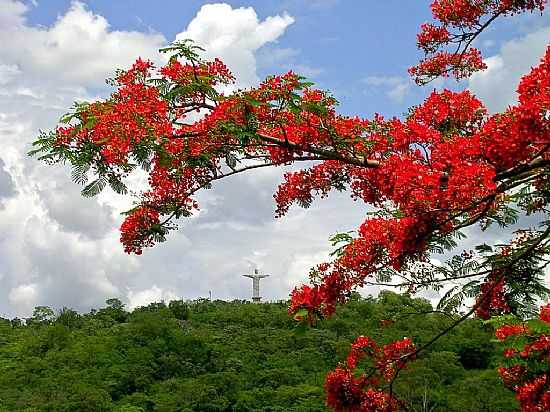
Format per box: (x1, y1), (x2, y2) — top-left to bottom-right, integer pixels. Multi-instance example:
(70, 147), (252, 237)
(0, 0), (548, 317)
(20, 0), (550, 116)
(23, 0), (435, 116)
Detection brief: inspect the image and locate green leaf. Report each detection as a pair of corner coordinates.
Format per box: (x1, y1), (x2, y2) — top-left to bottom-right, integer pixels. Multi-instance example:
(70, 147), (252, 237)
(71, 163), (90, 185)
(244, 97), (266, 107)
(108, 175), (128, 195)
(59, 112), (77, 124)
(526, 319), (550, 334)
(81, 176), (107, 197)
(293, 309), (309, 322)
(475, 244), (493, 253)
(301, 102), (329, 117)
(436, 286), (462, 313)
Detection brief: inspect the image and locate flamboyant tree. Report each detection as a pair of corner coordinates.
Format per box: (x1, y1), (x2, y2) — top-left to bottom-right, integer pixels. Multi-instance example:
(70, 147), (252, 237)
(31, 0), (550, 410)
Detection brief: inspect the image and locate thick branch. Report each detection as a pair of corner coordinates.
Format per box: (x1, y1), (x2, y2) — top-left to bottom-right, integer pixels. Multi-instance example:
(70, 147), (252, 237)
(495, 156), (550, 181)
(256, 132), (380, 168)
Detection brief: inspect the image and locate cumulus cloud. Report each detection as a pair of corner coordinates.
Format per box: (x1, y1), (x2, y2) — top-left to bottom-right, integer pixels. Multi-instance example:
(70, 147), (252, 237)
(176, 3), (294, 87)
(468, 26), (550, 112)
(0, 159), (16, 204)
(8, 283), (38, 308)
(127, 285), (180, 310)
(37, 170), (116, 240)
(0, 1), (166, 88)
(0, 1), (302, 318)
(0, 64), (20, 86)
(0, 0), (167, 317)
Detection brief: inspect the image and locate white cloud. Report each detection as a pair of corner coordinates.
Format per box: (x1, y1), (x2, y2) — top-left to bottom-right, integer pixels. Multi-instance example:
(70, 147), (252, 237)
(0, 64), (20, 85)
(468, 26), (550, 112)
(176, 3), (294, 87)
(286, 251), (330, 289)
(257, 46), (300, 67)
(0, 1), (166, 88)
(127, 285), (179, 310)
(8, 283), (38, 307)
(363, 76), (412, 103)
(0, 1), (300, 317)
(293, 64), (324, 78)
(0, 0), (26, 27)
(0, 159), (15, 203)
(0, 1), (168, 317)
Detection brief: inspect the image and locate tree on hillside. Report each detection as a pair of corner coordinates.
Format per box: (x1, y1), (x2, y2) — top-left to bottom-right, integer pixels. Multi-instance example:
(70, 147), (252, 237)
(0, 296), (519, 411)
(31, 0), (550, 410)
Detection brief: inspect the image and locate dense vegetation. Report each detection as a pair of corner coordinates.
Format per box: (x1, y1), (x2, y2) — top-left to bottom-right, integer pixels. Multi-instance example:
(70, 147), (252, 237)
(0, 292), (517, 411)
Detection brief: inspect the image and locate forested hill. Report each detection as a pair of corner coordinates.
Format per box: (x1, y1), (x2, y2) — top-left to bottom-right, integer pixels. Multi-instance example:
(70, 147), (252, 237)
(0, 292), (516, 411)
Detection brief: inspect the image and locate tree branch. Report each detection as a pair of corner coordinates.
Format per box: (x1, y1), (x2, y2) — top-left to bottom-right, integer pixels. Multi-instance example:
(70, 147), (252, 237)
(256, 132), (381, 168)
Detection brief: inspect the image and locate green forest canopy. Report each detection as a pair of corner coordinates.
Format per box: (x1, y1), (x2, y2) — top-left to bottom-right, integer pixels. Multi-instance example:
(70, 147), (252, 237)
(0, 292), (517, 411)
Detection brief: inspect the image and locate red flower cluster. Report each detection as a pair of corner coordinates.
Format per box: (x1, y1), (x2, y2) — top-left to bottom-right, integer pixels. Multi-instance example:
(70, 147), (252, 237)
(288, 284), (330, 322)
(516, 376), (550, 412)
(496, 305), (550, 411)
(160, 57), (234, 85)
(289, 46), (550, 322)
(541, 304), (550, 323)
(431, 0), (487, 27)
(274, 160), (351, 217)
(410, 0), (547, 83)
(495, 323), (530, 341)
(325, 369), (396, 412)
(499, 365), (527, 386)
(409, 49), (486, 83)
(475, 271), (510, 319)
(325, 336), (415, 411)
(56, 59), (172, 165)
(159, 57), (234, 111)
(120, 206), (160, 255)
(417, 23), (450, 53)
(58, 43), (548, 262)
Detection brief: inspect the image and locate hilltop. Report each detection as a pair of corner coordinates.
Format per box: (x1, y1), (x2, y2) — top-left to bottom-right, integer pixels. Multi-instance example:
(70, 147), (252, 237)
(0, 292), (516, 411)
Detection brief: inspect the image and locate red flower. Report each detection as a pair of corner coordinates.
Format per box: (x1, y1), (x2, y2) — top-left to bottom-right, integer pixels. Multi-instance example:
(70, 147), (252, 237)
(495, 324), (529, 341)
(541, 304), (550, 324)
(325, 336), (414, 412)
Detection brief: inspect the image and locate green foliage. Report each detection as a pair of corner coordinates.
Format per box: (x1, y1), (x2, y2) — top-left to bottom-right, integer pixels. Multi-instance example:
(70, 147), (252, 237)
(29, 306), (55, 325)
(168, 299), (190, 320)
(0, 293), (517, 411)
